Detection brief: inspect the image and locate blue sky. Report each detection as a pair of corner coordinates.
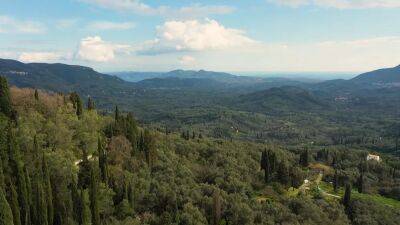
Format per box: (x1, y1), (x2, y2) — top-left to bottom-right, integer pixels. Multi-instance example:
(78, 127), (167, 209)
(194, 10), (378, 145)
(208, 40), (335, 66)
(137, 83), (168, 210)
(1, 0), (400, 73)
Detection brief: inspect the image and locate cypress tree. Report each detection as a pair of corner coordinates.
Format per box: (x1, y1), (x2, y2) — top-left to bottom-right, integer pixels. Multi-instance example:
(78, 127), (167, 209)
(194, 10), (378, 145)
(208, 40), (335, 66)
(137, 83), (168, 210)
(89, 167), (100, 225)
(278, 161), (290, 186)
(34, 90), (39, 101)
(0, 159), (5, 191)
(126, 113), (138, 155)
(343, 183), (351, 209)
(114, 106), (120, 122)
(42, 153), (53, 225)
(81, 189), (91, 225)
(300, 148), (310, 167)
(23, 167), (31, 225)
(98, 137), (108, 184)
(143, 129), (155, 165)
(6, 180), (21, 225)
(127, 182), (134, 210)
(33, 174), (48, 225)
(7, 127), (29, 225)
(0, 187), (14, 225)
(357, 171), (364, 193)
(70, 92), (78, 109)
(0, 76), (12, 118)
(78, 142), (91, 189)
(87, 97), (95, 110)
(76, 96), (83, 117)
(333, 169), (339, 193)
(260, 150), (269, 183)
(212, 190), (221, 225)
(70, 180), (82, 225)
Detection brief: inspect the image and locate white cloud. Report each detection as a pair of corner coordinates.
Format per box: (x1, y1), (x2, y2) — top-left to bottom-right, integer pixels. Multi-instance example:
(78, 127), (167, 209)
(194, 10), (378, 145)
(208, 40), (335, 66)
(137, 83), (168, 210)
(179, 55), (196, 65)
(124, 36), (400, 72)
(18, 52), (67, 63)
(0, 15), (46, 34)
(87, 21), (135, 30)
(79, 0), (234, 18)
(271, 0), (400, 9)
(209, 36), (400, 72)
(140, 19), (255, 54)
(76, 36), (130, 62)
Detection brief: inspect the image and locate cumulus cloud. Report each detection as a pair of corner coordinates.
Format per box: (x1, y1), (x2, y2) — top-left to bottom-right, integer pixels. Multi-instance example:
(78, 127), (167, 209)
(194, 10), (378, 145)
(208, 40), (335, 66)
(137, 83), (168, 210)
(271, 0), (400, 9)
(76, 36), (130, 62)
(87, 21), (135, 30)
(0, 15), (46, 34)
(139, 19), (255, 54)
(79, 0), (234, 18)
(18, 52), (68, 63)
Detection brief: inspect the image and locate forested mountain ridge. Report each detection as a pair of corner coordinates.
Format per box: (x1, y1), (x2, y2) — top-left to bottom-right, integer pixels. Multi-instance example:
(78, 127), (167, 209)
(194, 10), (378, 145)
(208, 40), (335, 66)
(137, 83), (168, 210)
(0, 58), (129, 92)
(233, 86), (328, 113)
(0, 75), (399, 225)
(314, 64), (400, 92)
(352, 64), (400, 84)
(1, 58), (400, 152)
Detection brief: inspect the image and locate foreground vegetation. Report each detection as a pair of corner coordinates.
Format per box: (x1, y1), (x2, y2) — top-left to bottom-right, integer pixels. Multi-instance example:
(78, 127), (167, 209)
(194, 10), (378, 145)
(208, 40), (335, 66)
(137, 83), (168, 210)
(0, 76), (399, 225)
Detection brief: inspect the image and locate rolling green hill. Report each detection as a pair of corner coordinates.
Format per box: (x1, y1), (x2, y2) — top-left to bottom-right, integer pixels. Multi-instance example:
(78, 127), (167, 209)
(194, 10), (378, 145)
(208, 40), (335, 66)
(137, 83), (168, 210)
(234, 86), (329, 114)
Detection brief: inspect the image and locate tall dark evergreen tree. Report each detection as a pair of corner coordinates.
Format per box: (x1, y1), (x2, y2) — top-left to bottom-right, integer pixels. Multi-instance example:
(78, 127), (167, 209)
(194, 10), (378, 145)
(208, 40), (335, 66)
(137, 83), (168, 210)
(81, 189), (91, 225)
(300, 148), (310, 167)
(333, 169), (339, 193)
(7, 126), (29, 225)
(0, 76), (12, 118)
(143, 129), (155, 166)
(98, 137), (108, 185)
(6, 180), (21, 225)
(127, 181), (134, 210)
(0, 187), (14, 225)
(277, 161), (290, 186)
(0, 158), (5, 191)
(89, 167), (100, 225)
(126, 112), (138, 155)
(76, 97), (83, 117)
(357, 171), (365, 194)
(260, 150), (269, 183)
(42, 153), (53, 225)
(343, 183), (351, 209)
(33, 174), (48, 225)
(70, 92), (83, 117)
(34, 89), (39, 101)
(87, 97), (95, 110)
(78, 142), (91, 189)
(23, 167), (31, 225)
(115, 106), (120, 122)
(70, 180), (82, 225)
(212, 190), (221, 225)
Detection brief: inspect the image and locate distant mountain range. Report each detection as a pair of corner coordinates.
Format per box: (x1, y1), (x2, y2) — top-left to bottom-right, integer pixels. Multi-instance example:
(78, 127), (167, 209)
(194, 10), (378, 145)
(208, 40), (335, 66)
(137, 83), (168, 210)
(314, 64), (400, 92)
(352, 65), (400, 86)
(112, 70), (241, 83)
(1, 58), (399, 117)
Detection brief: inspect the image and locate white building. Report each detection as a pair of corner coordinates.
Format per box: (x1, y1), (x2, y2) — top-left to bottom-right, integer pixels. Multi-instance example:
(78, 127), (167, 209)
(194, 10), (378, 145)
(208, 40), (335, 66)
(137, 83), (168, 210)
(367, 154), (381, 162)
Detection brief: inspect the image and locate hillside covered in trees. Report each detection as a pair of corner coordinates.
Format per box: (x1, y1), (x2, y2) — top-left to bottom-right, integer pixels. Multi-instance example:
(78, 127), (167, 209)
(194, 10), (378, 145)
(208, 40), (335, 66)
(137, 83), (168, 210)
(0, 74), (399, 225)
